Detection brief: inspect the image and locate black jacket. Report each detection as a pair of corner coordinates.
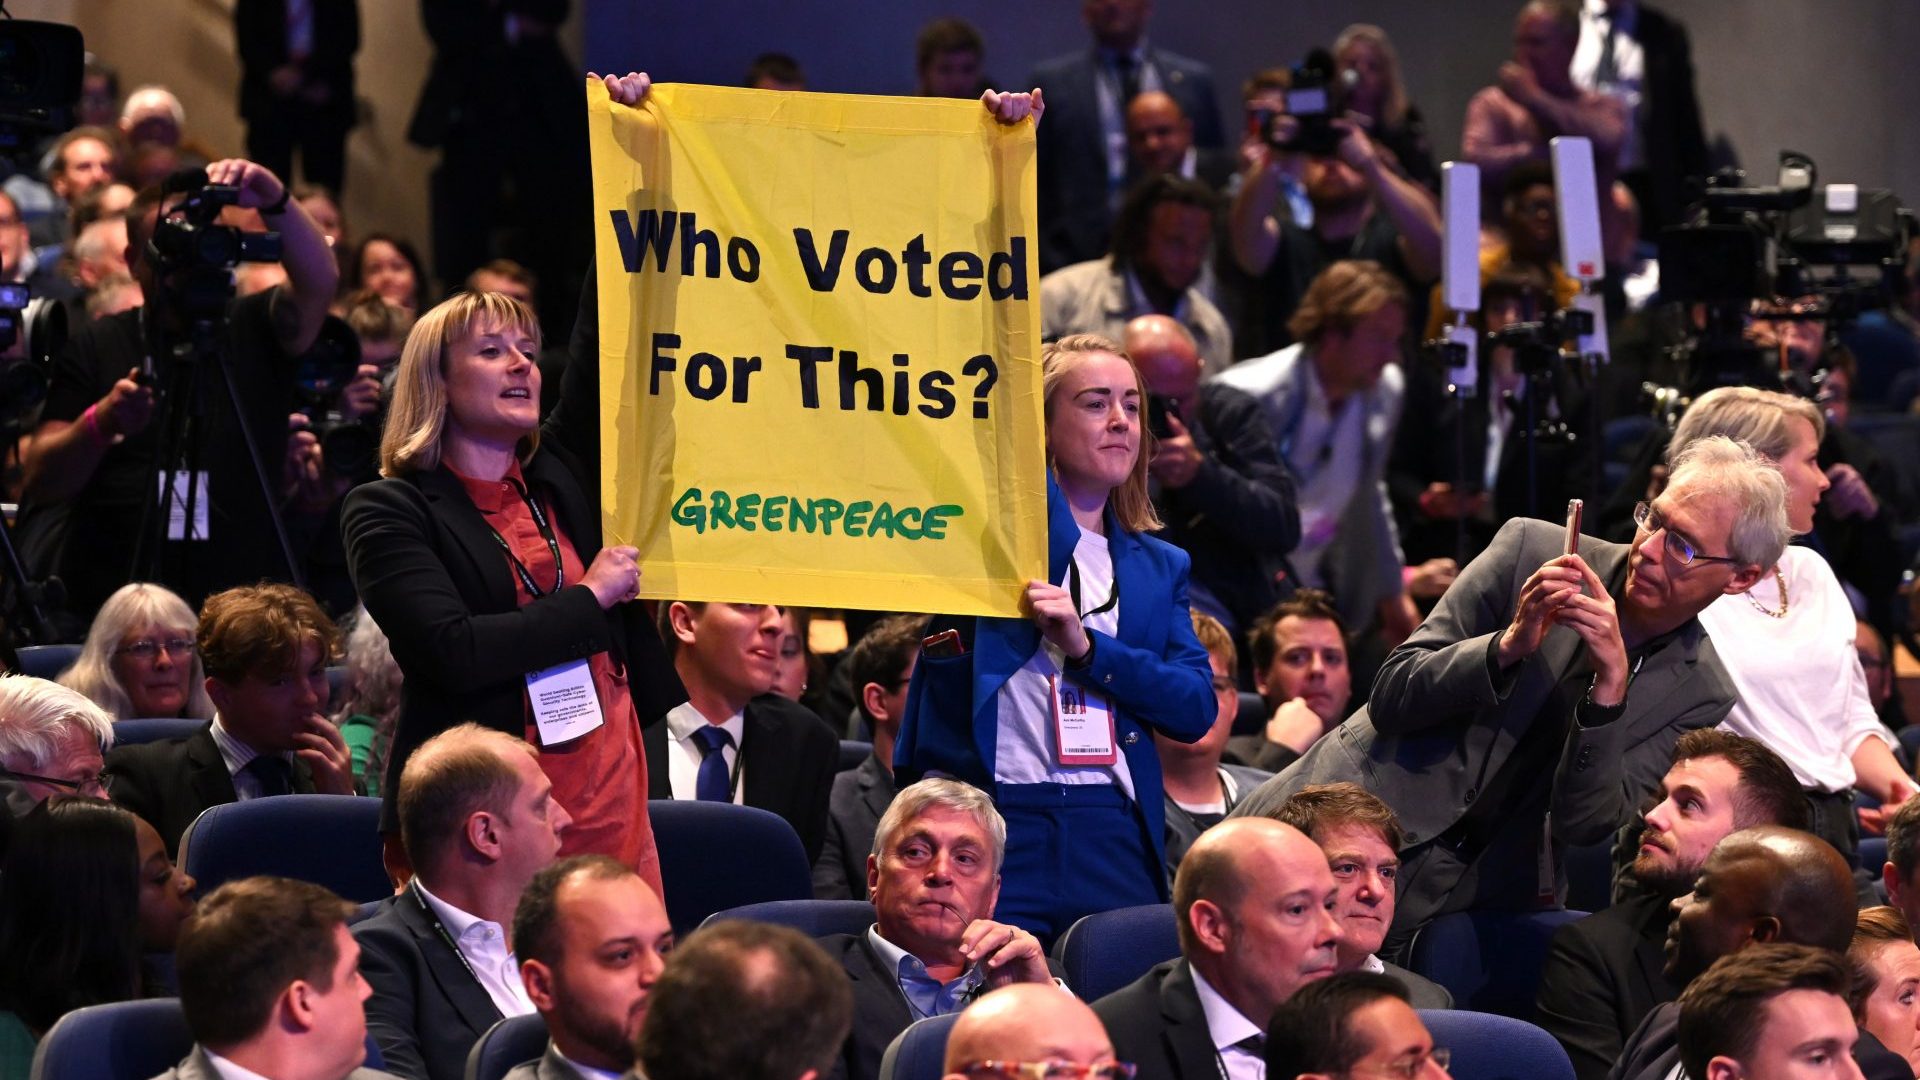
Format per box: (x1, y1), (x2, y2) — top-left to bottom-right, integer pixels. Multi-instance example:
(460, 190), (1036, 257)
(106, 725), (317, 858)
(353, 890), (503, 1080)
(814, 753), (897, 901)
(1092, 959), (1219, 1080)
(1536, 893), (1676, 1080)
(642, 694), (838, 866)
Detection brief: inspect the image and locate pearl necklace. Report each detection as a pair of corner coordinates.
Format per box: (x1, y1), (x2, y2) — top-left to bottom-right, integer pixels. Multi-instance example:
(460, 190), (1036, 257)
(1746, 566), (1789, 619)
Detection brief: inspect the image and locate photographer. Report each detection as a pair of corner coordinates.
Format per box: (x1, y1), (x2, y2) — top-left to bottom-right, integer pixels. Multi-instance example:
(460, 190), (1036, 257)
(20, 157), (339, 621)
(1227, 109), (1440, 359)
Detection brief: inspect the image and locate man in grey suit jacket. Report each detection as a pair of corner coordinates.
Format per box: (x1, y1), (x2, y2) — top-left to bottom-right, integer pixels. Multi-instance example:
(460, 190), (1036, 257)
(152, 877), (395, 1080)
(814, 614), (923, 901)
(1233, 436), (1786, 961)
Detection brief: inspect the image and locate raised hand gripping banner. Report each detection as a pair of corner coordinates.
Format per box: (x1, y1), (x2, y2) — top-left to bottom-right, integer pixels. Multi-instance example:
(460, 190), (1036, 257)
(587, 80), (1047, 616)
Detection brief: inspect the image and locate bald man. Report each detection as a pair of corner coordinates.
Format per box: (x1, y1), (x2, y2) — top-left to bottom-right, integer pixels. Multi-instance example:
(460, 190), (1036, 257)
(1609, 826), (1908, 1080)
(943, 985), (1119, 1080)
(1129, 315), (1299, 637)
(1094, 818), (1341, 1080)
(1126, 92), (1234, 193)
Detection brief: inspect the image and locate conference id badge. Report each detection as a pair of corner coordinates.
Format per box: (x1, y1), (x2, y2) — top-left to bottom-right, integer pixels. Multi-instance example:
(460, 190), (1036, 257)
(1049, 674), (1117, 766)
(160, 471), (210, 541)
(525, 660), (605, 747)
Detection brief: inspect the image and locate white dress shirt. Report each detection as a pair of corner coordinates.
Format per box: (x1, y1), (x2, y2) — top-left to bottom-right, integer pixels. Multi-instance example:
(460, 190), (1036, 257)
(203, 1050), (275, 1080)
(664, 701), (747, 804)
(1571, 0), (1646, 170)
(553, 1047), (626, 1080)
(1191, 966), (1266, 1080)
(412, 879), (535, 1018)
(209, 716), (294, 801)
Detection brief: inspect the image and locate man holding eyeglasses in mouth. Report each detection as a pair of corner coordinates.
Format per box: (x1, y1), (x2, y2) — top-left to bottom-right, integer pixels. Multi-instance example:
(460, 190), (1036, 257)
(0, 673), (116, 815)
(1234, 434), (1786, 961)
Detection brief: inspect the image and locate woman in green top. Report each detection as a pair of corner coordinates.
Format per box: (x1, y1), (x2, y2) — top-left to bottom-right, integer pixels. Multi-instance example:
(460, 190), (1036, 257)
(332, 606), (404, 797)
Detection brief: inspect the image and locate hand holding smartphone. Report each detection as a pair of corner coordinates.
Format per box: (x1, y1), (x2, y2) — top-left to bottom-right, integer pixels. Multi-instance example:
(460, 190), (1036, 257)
(1564, 498), (1584, 557)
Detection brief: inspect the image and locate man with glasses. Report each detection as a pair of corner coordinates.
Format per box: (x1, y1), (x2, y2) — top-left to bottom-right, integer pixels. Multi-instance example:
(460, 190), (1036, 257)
(1265, 972), (1449, 1080)
(944, 983), (1133, 1080)
(1236, 435), (1784, 961)
(0, 673), (115, 815)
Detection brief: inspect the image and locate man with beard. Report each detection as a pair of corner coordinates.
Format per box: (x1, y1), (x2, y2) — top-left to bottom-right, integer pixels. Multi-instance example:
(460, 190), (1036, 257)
(1535, 730), (1806, 1080)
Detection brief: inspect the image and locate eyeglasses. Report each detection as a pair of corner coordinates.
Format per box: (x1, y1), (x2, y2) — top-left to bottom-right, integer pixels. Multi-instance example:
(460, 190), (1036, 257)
(959, 1062), (1138, 1080)
(1632, 502), (1740, 567)
(115, 638), (197, 661)
(1348, 1047), (1452, 1079)
(1, 767), (110, 796)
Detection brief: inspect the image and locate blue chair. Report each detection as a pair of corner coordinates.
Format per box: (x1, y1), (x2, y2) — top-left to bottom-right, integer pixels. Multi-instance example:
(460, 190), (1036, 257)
(465, 1014), (548, 1080)
(15, 643), (81, 680)
(1051, 904), (1180, 1002)
(1418, 1009), (1575, 1080)
(839, 740), (874, 772)
(179, 794), (390, 903)
(1407, 909), (1588, 1020)
(649, 800), (812, 936)
(878, 1012), (961, 1080)
(1900, 727), (1920, 772)
(705, 898), (876, 937)
(113, 718), (209, 747)
(1861, 836), (1890, 874)
(32, 998), (193, 1080)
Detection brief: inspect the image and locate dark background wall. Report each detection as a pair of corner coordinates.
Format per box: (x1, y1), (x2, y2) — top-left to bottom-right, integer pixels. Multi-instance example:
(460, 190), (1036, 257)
(590, 0), (1920, 204)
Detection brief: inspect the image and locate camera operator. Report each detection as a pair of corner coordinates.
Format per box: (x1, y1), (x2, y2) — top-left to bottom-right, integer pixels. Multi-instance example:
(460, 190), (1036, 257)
(1227, 108), (1440, 359)
(20, 157), (340, 622)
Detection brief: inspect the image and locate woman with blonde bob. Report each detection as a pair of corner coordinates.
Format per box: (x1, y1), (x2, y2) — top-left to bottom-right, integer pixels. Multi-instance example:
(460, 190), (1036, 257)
(340, 289), (681, 893)
(896, 333), (1214, 941)
(59, 582), (214, 721)
(1668, 385), (1914, 864)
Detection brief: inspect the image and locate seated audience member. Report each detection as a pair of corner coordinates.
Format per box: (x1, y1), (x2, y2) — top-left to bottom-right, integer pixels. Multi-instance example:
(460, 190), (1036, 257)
(1094, 818), (1341, 1080)
(1333, 24), (1440, 193)
(1264, 971), (1449, 1080)
(1610, 826), (1883, 1080)
(1130, 314), (1299, 637)
(348, 233), (429, 316)
(67, 209), (134, 309)
(943, 984), (1124, 1080)
(1417, 165), (1578, 343)
(1882, 798), (1920, 948)
(86, 270), (144, 319)
(772, 606), (821, 706)
(636, 921), (854, 1080)
(1159, 612), (1273, 875)
(160, 876), (391, 1080)
(1229, 590), (1352, 773)
(915, 18), (989, 99)
(1851, 907), (1920, 1075)
(510, 855), (675, 1080)
(332, 607), (403, 797)
(1537, 729), (1806, 1080)
(1126, 92), (1234, 193)
(746, 52), (807, 92)
(120, 86), (197, 155)
(651, 600), (839, 864)
(355, 725), (570, 1080)
(1674, 945), (1872, 1080)
(295, 183), (346, 251)
(819, 778), (1057, 1080)
(1236, 436), (1783, 960)
(815, 613), (923, 901)
(58, 581), (215, 721)
(1269, 783), (1452, 1008)
(1042, 175), (1233, 376)
(1214, 261), (1420, 647)
(340, 289), (413, 373)
(1858, 619), (1903, 727)
(0, 673), (115, 813)
(0, 796), (195, 1072)
(107, 583), (355, 856)
(8, 125), (121, 248)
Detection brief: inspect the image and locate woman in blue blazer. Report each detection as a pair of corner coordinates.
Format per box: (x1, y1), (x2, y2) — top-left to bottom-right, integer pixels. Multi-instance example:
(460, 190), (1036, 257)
(896, 333), (1214, 941)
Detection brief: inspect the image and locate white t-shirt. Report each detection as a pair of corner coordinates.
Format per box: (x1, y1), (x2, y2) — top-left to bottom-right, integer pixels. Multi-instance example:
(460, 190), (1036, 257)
(993, 528), (1135, 800)
(1697, 545), (1892, 792)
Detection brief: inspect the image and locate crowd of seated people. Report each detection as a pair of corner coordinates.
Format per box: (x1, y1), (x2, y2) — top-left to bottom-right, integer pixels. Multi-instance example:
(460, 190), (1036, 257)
(6, 3), (1920, 1079)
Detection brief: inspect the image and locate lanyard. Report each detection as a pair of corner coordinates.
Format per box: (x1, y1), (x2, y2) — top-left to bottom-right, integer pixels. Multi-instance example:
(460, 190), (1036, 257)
(411, 883), (488, 994)
(485, 478), (563, 598)
(1067, 559), (1120, 621)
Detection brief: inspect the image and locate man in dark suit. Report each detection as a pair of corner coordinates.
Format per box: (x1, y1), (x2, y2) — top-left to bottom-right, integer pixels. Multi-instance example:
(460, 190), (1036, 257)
(1232, 435), (1786, 960)
(821, 778), (1057, 1080)
(649, 601), (838, 864)
(1536, 729), (1807, 1080)
(107, 584), (355, 856)
(814, 614), (922, 901)
(234, 0), (359, 193)
(1094, 817), (1341, 1080)
(1029, 0), (1223, 272)
(355, 724), (569, 1080)
(1572, 0), (1708, 235)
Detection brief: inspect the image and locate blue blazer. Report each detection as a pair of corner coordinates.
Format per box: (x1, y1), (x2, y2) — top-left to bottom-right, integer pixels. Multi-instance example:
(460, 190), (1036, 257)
(894, 480), (1214, 882)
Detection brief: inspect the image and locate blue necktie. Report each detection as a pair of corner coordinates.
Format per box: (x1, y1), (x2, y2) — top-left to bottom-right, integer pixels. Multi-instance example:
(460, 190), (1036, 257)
(692, 726), (735, 802)
(243, 755), (294, 798)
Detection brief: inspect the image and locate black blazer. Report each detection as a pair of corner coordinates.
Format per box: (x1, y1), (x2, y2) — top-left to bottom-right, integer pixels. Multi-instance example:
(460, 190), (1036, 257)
(1629, 6), (1709, 233)
(1536, 893), (1675, 1080)
(642, 694), (838, 866)
(814, 754), (897, 901)
(825, 932), (914, 1080)
(234, 0), (359, 128)
(1092, 959), (1219, 1080)
(105, 726), (316, 858)
(353, 891), (502, 1080)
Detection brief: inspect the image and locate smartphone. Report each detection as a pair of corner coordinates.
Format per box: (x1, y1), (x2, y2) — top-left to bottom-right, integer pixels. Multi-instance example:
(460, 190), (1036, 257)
(922, 628), (965, 659)
(1147, 395), (1178, 439)
(1564, 498), (1584, 556)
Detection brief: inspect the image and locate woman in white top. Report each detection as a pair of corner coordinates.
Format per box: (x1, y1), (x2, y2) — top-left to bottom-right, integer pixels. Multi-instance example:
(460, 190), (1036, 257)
(1668, 386), (1915, 858)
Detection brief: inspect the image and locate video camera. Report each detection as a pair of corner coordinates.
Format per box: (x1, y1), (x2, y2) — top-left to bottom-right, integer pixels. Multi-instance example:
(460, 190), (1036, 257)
(1251, 48), (1354, 158)
(149, 168), (284, 321)
(290, 316), (380, 483)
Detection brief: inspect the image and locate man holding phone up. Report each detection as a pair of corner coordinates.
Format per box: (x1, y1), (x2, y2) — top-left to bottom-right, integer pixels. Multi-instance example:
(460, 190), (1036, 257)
(1233, 435), (1786, 960)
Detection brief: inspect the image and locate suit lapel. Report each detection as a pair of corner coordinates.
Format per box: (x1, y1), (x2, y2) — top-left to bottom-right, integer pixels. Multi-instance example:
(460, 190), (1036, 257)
(1160, 962), (1221, 1080)
(185, 729), (238, 809)
(642, 719), (671, 798)
(857, 757), (894, 821)
(741, 700), (782, 812)
(847, 935), (915, 1030)
(399, 891), (503, 1035)
(418, 467), (519, 613)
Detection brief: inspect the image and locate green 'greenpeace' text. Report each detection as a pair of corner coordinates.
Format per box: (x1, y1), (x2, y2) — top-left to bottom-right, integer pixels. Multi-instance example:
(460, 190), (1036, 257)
(671, 487), (963, 540)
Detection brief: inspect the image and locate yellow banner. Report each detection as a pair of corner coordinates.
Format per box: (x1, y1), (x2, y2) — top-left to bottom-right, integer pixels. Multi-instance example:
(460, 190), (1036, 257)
(587, 81), (1047, 616)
